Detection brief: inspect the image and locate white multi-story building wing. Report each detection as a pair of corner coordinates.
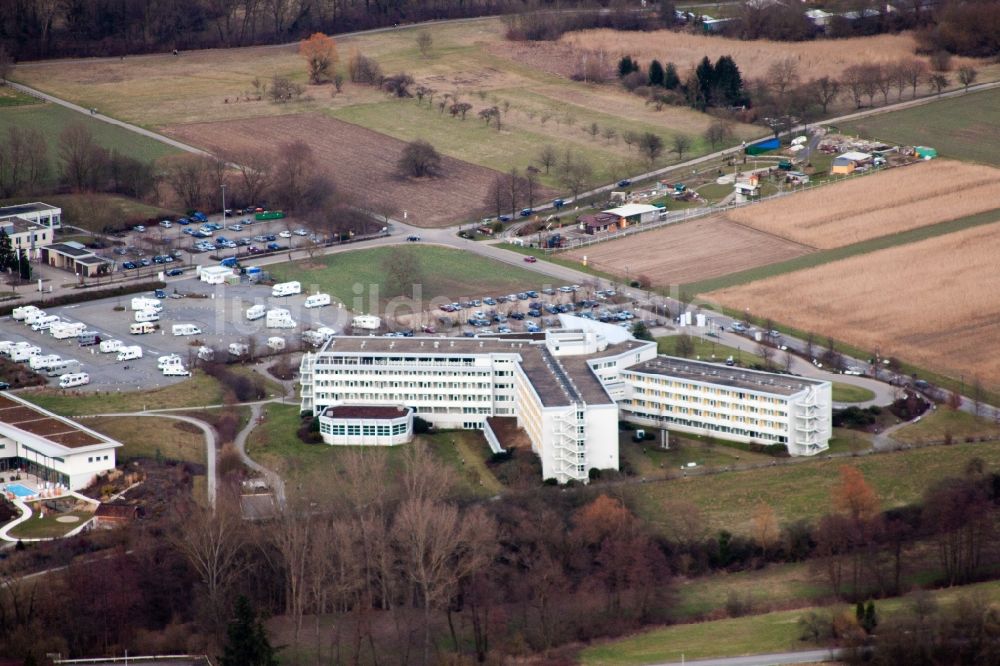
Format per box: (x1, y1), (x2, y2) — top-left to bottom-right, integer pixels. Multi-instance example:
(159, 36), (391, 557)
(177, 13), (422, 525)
(300, 320), (832, 483)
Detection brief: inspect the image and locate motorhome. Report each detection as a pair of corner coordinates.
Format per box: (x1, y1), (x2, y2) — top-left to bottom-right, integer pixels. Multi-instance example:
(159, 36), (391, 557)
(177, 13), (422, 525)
(12, 305), (40, 321)
(158, 354), (182, 369)
(228, 343), (249, 357)
(197, 346), (214, 361)
(172, 324), (202, 336)
(77, 331), (101, 347)
(22, 310), (47, 325)
(304, 293), (331, 309)
(266, 336), (286, 352)
(116, 346), (143, 361)
(28, 354), (61, 371)
(50, 322), (87, 339)
(10, 346), (40, 362)
(246, 304), (266, 321)
(0, 341), (15, 356)
(99, 339), (123, 353)
(131, 297), (161, 311)
(352, 315), (381, 330)
(271, 281), (301, 297)
(46, 359), (81, 376)
(58, 373), (90, 389)
(31, 315), (60, 331)
(266, 308), (297, 329)
(134, 310), (160, 323)
(129, 322), (156, 335)
(162, 365), (191, 377)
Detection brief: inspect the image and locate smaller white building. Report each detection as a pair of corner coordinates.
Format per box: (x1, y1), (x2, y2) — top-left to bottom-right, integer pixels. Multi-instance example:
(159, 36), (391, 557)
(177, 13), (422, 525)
(318, 405), (413, 446)
(603, 203), (662, 227)
(0, 202), (62, 230)
(198, 265), (234, 284)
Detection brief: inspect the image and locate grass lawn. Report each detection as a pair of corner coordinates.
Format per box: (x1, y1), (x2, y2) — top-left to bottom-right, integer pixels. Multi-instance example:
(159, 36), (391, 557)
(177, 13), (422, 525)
(0, 103), (180, 184)
(246, 403), (499, 498)
(627, 440), (1000, 537)
(619, 432), (774, 477)
(0, 87), (39, 107)
(831, 382), (876, 403)
(582, 578), (1000, 665)
(841, 88), (1000, 167)
(267, 245), (555, 309)
(86, 415), (207, 465)
(38, 193), (179, 232)
(21, 372), (225, 416)
(656, 334), (748, 364)
(8, 509), (92, 540)
(894, 408), (1000, 445)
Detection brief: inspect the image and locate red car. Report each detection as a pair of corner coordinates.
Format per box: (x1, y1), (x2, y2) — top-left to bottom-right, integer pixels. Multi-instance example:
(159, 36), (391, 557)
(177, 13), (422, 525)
(523, 256), (537, 263)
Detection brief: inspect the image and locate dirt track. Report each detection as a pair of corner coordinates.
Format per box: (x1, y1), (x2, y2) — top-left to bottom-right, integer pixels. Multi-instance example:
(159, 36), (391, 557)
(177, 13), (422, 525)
(166, 113), (508, 227)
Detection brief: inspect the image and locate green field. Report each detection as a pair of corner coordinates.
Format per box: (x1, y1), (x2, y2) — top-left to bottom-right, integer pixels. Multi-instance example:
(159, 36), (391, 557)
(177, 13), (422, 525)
(894, 408), (1000, 445)
(8, 509), (93, 540)
(268, 245), (554, 309)
(0, 87), (39, 107)
(246, 403), (500, 497)
(627, 440), (1000, 536)
(657, 334), (749, 364)
(831, 382), (875, 403)
(87, 415), (208, 465)
(0, 102), (180, 183)
(582, 578), (1000, 665)
(841, 88), (1000, 167)
(22, 372), (224, 416)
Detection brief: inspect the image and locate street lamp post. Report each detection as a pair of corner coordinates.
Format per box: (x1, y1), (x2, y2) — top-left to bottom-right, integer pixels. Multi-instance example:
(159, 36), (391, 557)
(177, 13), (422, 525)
(221, 184), (227, 223)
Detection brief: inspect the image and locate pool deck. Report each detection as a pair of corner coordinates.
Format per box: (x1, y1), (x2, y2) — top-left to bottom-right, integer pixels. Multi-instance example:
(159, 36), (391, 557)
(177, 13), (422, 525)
(0, 484), (99, 543)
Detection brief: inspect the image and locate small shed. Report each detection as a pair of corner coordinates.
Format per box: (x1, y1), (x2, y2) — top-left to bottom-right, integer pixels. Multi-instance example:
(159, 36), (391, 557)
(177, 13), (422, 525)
(198, 264), (233, 284)
(603, 203), (661, 227)
(95, 502), (142, 527)
(915, 146), (937, 160)
(832, 151), (872, 175)
(579, 212), (620, 235)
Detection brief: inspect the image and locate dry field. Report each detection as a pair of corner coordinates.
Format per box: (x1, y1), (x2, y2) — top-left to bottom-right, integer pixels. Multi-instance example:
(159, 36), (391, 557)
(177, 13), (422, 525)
(558, 30), (984, 81)
(564, 216), (813, 286)
(707, 221), (1000, 390)
(726, 160), (1000, 249)
(166, 113), (519, 227)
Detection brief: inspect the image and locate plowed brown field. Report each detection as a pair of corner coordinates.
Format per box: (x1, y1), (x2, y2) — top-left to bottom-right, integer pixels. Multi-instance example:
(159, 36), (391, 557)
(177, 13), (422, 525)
(564, 216), (814, 286)
(166, 113), (521, 227)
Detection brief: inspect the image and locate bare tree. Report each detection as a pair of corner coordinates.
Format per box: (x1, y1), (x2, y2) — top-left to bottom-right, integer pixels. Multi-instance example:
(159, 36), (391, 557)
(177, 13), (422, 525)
(671, 133), (692, 161)
(929, 73), (950, 95)
(416, 30), (433, 57)
(271, 140), (314, 211)
(902, 59), (929, 98)
(766, 57), (800, 100)
(398, 139), (442, 178)
(585, 122), (600, 140)
(162, 154), (214, 210)
(538, 144), (558, 174)
(704, 120), (733, 150)
(0, 45), (13, 84)
(841, 65), (865, 109)
(601, 126), (617, 143)
(558, 154), (593, 200)
(958, 65), (977, 92)
(809, 76), (841, 114)
(638, 132), (664, 165)
(229, 147), (273, 205)
(58, 123), (107, 191)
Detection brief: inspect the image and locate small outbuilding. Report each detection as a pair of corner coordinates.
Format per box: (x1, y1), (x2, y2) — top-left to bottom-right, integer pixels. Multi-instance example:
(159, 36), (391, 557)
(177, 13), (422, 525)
(318, 405), (414, 446)
(579, 212), (620, 235)
(602, 203), (661, 227)
(831, 151), (872, 175)
(198, 264), (234, 284)
(915, 146), (937, 160)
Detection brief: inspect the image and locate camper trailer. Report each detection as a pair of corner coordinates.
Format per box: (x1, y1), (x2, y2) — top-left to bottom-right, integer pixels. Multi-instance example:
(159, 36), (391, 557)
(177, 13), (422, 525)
(352, 315), (381, 330)
(302, 327), (337, 347)
(266, 336), (286, 352)
(22, 310), (47, 325)
(77, 331), (101, 347)
(12, 305), (41, 321)
(266, 309), (297, 329)
(28, 354), (61, 371)
(157, 354), (182, 369)
(31, 315), (60, 331)
(116, 346), (143, 362)
(172, 324), (202, 336)
(129, 322), (156, 335)
(228, 343), (249, 357)
(245, 304), (266, 321)
(131, 297), (161, 312)
(46, 359), (81, 376)
(50, 322), (87, 339)
(134, 310), (160, 323)
(10, 346), (41, 362)
(304, 293), (331, 309)
(2, 341), (30, 357)
(271, 281), (301, 297)
(58, 373), (90, 389)
(99, 339), (123, 353)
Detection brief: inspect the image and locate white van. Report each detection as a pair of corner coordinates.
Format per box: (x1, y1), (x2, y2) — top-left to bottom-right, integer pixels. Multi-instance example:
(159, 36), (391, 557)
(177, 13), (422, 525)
(271, 281), (301, 297)
(304, 293), (331, 309)
(162, 365), (191, 377)
(134, 310), (160, 323)
(116, 346), (143, 361)
(29, 354), (61, 370)
(99, 339), (123, 353)
(58, 372), (90, 389)
(266, 308), (297, 329)
(129, 322), (156, 335)
(10, 346), (40, 362)
(46, 359), (81, 376)
(246, 304), (266, 321)
(22, 310), (47, 325)
(172, 324), (202, 336)
(266, 336), (286, 352)
(12, 305), (40, 321)
(197, 346), (215, 361)
(131, 297), (161, 311)
(228, 343), (249, 357)
(31, 315), (60, 331)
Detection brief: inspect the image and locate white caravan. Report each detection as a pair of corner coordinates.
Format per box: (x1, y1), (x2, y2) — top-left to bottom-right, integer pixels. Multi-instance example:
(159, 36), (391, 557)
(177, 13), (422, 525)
(134, 310), (160, 323)
(46, 359), (81, 376)
(58, 373), (90, 388)
(116, 346), (143, 361)
(28, 354), (61, 371)
(162, 365), (191, 377)
(31, 315), (60, 331)
(129, 322), (157, 335)
(266, 336), (286, 352)
(131, 297), (161, 311)
(271, 281), (301, 297)
(303, 293), (331, 309)
(10, 345), (40, 362)
(12, 305), (40, 321)
(99, 339), (123, 353)
(266, 308), (297, 329)
(228, 343), (249, 357)
(172, 324), (202, 336)
(246, 304), (266, 321)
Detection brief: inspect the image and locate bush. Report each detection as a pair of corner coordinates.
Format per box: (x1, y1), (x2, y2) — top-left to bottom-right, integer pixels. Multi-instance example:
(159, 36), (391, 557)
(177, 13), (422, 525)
(349, 52), (383, 84)
(413, 415), (432, 434)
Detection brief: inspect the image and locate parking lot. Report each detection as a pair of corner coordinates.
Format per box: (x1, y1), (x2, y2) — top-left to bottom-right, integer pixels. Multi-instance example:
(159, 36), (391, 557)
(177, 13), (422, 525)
(0, 275), (354, 392)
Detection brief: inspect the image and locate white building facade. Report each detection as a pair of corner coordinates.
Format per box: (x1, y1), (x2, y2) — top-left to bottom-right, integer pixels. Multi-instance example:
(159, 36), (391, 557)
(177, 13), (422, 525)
(318, 405), (413, 446)
(299, 323), (832, 483)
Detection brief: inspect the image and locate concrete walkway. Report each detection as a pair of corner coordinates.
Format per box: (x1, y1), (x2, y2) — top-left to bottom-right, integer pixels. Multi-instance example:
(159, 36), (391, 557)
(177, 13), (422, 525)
(234, 402), (286, 509)
(648, 648), (842, 666)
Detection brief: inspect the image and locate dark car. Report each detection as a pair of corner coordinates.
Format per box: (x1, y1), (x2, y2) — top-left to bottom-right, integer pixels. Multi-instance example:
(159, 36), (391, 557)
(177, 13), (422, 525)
(617, 179), (631, 187)
(519, 208), (533, 217)
(176, 217), (191, 225)
(264, 234), (277, 242)
(0, 382), (9, 390)
(499, 215), (511, 222)
(122, 261), (137, 270)
(266, 242), (281, 251)
(406, 235), (421, 241)
(166, 268), (184, 277)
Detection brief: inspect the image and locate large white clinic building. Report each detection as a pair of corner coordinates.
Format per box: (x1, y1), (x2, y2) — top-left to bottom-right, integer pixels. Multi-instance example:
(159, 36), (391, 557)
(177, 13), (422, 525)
(0, 392), (121, 491)
(300, 319), (831, 483)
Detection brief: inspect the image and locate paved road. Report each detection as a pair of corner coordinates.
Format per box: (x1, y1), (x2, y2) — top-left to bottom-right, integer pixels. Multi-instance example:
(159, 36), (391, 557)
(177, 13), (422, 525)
(234, 402), (286, 508)
(648, 648), (841, 666)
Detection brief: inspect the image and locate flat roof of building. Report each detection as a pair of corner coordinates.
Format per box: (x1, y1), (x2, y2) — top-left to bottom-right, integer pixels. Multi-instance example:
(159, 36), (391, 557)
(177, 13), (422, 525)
(0, 392), (122, 450)
(604, 203), (659, 218)
(0, 202), (58, 217)
(0, 218), (43, 233)
(324, 405), (410, 420)
(74, 255), (109, 265)
(46, 243), (93, 258)
(626, 356), (826, 396)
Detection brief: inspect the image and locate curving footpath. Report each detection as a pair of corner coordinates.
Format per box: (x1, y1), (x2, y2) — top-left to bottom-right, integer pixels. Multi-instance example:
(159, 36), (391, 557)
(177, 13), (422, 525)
(234, 402), (286, 509)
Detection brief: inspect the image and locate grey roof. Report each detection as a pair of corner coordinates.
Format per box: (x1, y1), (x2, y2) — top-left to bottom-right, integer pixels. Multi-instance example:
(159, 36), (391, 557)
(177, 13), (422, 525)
(0, 202), (58, 217)
(74, 255), (109, 265)
(625, 355), (826, 396)
(46, 243), (93, 258)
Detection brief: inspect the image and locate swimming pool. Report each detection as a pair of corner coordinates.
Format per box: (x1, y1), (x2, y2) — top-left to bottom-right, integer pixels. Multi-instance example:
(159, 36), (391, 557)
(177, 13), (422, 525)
(5, 484), (35, 498)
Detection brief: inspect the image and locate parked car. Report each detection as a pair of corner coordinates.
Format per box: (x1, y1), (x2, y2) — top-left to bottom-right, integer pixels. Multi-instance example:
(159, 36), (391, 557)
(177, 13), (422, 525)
(524, 256), (537, 263)
(133, 225), (146, 233)
(266, 242), (281, 251)
(293, 229), (308, 236)
(166, 268), (184, 277)
(519, 208), (533, 217)
(228, 224), (243, 232)
(407, 235), (421, 242)
(278, 230), (292, 238)
(176, 217), (191, 225)
(122, 261), (136, 270)
(159, 220), (172, 229)
(617, 179), (631, 187)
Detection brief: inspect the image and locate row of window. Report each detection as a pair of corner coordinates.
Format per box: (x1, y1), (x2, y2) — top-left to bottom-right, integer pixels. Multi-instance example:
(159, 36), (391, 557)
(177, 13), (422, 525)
(87, 455), (110, 463)
(627, 373), (793, 403)
(321, 422), (408, 437)
(629, 411), (787, 443)
(631, 386), (786, 417)
(627, 400), (785, 432)
(314, 379), (498, 390)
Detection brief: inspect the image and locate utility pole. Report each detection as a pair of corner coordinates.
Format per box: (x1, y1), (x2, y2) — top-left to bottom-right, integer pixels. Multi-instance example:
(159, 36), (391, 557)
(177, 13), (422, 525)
(221, 183), (227, 223)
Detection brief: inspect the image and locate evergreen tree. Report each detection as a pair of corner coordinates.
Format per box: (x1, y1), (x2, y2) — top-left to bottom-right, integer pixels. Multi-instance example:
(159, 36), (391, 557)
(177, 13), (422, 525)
(220, 596), (278, 666)
(0, 229), (12, 272)
(648, 59), (665, 87)
(863, 600), (878, 633)
(695, 56), (715, 108)
(17, 249), (29, 281)
(714, 55), (744, 106)
(617, 55), (638, 78)
(663, 62), (680, 90)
